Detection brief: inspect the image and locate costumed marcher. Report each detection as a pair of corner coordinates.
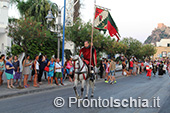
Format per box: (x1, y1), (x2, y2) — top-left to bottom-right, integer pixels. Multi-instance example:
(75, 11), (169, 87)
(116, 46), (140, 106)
(158, 61), (164, 77)
(79, 41), (97, 81)
(146, 62), (152, 80)
(152, 61), (157, 77)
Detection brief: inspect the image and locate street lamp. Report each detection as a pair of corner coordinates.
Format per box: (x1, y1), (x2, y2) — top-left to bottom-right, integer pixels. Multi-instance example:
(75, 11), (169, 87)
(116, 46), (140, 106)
(45, 3), (62, 59)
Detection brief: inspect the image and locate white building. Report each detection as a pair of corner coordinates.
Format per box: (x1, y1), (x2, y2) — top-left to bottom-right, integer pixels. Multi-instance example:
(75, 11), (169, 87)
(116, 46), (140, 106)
(0, 0), (11, 55)
(156, 39), (170, 47)
(64, 40), (75, 54)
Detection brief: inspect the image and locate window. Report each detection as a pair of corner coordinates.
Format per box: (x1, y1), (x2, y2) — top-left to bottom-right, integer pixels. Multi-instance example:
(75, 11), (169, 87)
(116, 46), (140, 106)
(167, 43), (170, 47)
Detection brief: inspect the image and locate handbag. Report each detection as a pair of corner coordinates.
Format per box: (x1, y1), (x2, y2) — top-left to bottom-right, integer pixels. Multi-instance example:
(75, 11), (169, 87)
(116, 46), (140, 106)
(44, 66), (49, 72)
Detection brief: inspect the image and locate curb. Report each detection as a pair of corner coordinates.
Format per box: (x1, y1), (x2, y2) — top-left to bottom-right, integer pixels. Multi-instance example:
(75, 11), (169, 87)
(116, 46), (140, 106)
(0, 74), (124, 100)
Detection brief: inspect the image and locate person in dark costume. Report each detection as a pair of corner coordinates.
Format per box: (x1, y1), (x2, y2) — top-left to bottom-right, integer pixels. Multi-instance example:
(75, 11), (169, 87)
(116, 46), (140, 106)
(152, 61), (157, 77)
(158, 61), (164, 77)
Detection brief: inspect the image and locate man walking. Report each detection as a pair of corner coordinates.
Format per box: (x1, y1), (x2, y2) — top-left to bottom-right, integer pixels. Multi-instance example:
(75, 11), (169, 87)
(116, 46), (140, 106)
(106, 58), (117, 84)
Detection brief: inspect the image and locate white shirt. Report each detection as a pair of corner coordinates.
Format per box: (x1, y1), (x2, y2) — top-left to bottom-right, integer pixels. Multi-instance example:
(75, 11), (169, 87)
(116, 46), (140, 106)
(163, 64), (167, 70)
(35, 60), (39, 70)
(55, 62), (62, 72)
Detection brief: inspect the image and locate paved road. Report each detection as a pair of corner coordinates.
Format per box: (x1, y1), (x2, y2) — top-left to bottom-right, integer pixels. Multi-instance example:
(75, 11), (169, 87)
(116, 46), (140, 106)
(0, 73), (170, 113)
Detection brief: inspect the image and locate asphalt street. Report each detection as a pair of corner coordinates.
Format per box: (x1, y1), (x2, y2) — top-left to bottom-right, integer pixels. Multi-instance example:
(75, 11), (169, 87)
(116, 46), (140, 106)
(0, 72), (170, 113)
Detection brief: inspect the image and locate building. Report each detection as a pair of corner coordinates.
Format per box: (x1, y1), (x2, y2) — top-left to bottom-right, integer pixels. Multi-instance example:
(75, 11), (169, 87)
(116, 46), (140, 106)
(0, 0), (11, 55)
(156, 39), (170, 47)
(64, 40), (75, 54)
(153, 39), (170, 59)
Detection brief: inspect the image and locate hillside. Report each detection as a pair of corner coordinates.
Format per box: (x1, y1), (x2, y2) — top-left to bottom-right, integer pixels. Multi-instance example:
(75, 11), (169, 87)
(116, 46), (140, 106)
(144, 23), (170, 45)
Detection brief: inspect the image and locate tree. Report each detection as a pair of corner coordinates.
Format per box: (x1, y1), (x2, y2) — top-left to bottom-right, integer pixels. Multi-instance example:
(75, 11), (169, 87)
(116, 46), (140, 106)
(8, 17), (51, 87)
(65, 19), (114, 54)
(108, 42), (127, 57)
(141, 44), (157, 59)
(120, 37), (142, 60)
(73, 0), (81, 22)
(10, 0), (57, 26)
(25, 0), (57, 26)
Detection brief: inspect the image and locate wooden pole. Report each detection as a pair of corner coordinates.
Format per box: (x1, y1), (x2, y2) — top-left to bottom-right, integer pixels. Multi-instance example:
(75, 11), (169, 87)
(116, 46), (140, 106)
(90, 0), (96, 69)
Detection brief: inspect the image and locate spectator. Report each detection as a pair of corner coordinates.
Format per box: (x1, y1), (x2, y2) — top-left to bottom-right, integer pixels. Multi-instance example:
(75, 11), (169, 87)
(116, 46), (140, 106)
(129, 59), (133, 75)
(141, 61), (144, 72)
(22, 55), (32, 88)
(133, 61), (137, 76)
(105, 60), (110, 83)
(47, 57), (55, 85)
(122, 59), (126, 76)
(163, 62), (167, 75)
(33, 55), (40, 87)
(5, 56), (15, 89)
(65, 57), (74, 82)
(108, 58), (117, 84)
(168, 62), (170, 77)
(103, 60), (107, 80)
(55, 58), (64, 86)
(13, 56), (20, 85)
(38, 55), (46, 84)
(99, 60), (104, 79)
(0, 54), (5, 85)
(44, 55), (49, 81)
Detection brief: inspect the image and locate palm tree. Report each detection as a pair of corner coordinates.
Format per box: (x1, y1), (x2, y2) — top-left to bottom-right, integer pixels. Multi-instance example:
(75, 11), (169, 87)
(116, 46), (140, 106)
(26, 0), (58, 25)
(10, 0), (58, 25)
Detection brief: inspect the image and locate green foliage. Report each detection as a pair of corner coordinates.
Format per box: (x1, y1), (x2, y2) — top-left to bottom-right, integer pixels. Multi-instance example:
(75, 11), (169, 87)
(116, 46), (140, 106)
(141, 44), (157, 59)
(10, 0), (57, 26)
(120, 37), (143, 60)
(65, 19), (120, 55)
(7, 44), (24, 56)
(7, 17), (53, 59)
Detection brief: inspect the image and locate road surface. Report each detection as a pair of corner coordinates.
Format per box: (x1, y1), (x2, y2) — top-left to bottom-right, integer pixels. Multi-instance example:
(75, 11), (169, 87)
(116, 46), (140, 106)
(0, 73), (170, 113)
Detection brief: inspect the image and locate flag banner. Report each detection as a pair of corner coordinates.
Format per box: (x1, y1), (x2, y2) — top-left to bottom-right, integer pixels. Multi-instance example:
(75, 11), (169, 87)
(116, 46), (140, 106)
(94, 6), (120, 41)
(94, 7), (108, 31)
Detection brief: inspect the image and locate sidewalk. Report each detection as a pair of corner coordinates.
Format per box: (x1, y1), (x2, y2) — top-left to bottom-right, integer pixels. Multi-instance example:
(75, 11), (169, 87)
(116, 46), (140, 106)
(0, 71), (123, 99)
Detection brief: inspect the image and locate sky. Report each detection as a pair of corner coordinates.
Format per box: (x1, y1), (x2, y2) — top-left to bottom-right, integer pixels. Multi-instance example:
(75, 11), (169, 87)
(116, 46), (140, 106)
(8, 0), (170, 43)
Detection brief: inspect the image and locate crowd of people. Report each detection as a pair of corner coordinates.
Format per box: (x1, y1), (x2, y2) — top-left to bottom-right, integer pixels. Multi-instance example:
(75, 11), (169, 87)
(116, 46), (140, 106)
(121, 57), (170, 80)
(99, 58), (117, 84)
(99, 56), (170, 83)
(0, 54), (71, 89)
(0, 51), (170, 89)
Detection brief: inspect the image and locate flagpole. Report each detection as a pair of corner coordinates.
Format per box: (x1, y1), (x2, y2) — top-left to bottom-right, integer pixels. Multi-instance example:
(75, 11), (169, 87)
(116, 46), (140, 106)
(90, 0), (96, 69)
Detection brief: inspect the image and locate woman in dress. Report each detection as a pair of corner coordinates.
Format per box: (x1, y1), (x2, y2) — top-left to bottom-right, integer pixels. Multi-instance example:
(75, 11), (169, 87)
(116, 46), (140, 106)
(158, 61), (164, 77)
(0, 54), (5, 86)
(22, 55), (32, 88)
(47, 57), (55, 85)
(5, 56), (15, 89)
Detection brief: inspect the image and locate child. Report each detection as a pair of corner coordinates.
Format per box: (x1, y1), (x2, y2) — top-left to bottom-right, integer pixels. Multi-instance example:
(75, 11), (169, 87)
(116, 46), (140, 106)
(146, 62), (152, 80)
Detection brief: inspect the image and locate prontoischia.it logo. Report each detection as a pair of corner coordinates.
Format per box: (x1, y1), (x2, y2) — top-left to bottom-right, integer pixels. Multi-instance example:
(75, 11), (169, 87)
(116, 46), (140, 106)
(53, 96), (160, 108)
